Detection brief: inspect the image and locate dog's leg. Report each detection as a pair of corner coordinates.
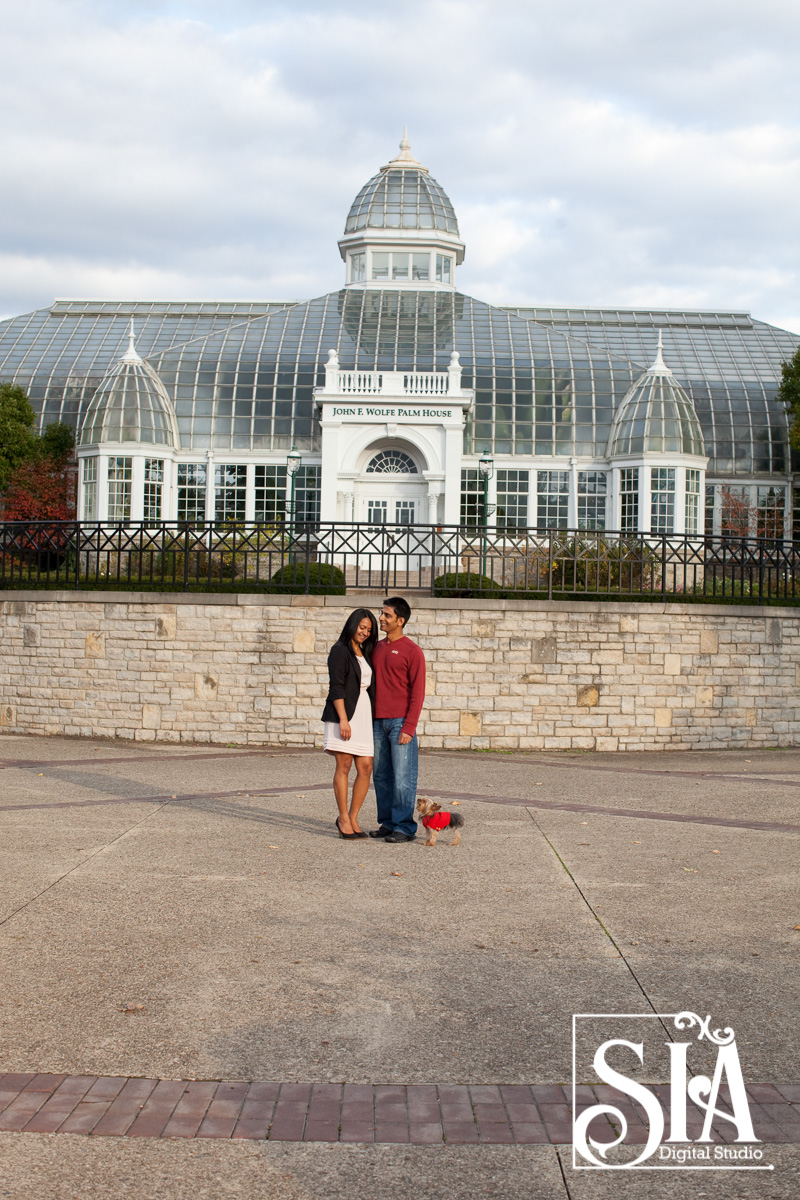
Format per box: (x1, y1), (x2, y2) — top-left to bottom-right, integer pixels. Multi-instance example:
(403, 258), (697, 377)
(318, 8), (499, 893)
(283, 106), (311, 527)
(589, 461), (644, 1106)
(449, 830), (461, 846)
(425, 829), (438, 848)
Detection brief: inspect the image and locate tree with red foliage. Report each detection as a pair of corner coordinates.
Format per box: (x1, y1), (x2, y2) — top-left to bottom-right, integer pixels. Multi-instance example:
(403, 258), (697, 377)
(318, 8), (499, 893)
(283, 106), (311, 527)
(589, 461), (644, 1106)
(2, 454), (78, 521)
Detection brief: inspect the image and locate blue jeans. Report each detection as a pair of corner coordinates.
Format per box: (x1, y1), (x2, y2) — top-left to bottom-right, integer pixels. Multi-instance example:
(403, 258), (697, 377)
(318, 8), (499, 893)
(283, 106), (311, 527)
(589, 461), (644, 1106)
(372, 718), (418, 837)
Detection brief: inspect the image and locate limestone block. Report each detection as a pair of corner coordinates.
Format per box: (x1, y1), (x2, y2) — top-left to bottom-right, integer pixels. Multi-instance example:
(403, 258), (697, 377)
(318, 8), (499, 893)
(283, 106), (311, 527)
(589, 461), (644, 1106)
(85, 633), (105, 658)
(0, 704), (16, 727)
(576, 684), (599, 707)
(22, 626), (40, 647)
(459, 711), (482, 736)
(700, 630), (719, 655)
(472, 620), (495, 638)
(664, 654), (682, 675)
(619, 615), (638, 633)
(654, 707), (673, 727)
(746, 708), (757, 728)
(195, 672), (218, 701)
(696, 686), (714, 707)
(796, 663), (800, 688)
(531, 636), (557, 664)
(155, 615), (177, 639)
(142, 704), (161, 730)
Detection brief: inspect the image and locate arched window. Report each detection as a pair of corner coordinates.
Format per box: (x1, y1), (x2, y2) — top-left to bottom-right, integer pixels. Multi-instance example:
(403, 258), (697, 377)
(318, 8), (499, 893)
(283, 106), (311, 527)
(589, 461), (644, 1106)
(365, 449), (418, 474)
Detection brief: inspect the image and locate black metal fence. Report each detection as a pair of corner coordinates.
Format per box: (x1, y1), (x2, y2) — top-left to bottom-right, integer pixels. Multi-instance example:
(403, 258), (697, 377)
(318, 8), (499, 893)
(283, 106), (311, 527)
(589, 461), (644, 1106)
(1, 520), (798, 603)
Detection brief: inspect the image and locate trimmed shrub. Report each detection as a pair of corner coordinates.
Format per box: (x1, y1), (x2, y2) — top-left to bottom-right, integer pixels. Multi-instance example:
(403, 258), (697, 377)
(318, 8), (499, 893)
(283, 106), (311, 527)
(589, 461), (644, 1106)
(269, 561), (345, 594)
(433, 571), (501, 597)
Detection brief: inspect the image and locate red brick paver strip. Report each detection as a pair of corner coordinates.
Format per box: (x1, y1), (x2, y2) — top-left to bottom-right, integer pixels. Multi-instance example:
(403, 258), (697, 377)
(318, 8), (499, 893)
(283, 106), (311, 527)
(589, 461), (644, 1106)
(162, 1080), (219, 1138)
(127, 1080), (188, 1137)
(21, 1076), (96, 1134)
(196, 1082), (248, 1138)
(232, 1081), (280, 1140)
(0, 1075), (66, 1131)
(91, 1077), (158, 1137)
(59, 1076), (128, 1135)
(0, 1074), (797, 1144)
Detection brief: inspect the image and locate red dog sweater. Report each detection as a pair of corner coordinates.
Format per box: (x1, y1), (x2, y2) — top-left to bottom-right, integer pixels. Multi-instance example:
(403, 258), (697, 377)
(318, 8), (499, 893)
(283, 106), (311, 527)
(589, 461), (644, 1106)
(422, 811), (452, 831)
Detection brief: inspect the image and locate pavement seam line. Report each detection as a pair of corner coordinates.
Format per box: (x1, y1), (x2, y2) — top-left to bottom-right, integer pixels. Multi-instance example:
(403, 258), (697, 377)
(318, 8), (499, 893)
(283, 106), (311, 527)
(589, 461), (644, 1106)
(522, 807), (674, 1045)
(0, 800), (173, 931)
(555, 1146), (576, 1197)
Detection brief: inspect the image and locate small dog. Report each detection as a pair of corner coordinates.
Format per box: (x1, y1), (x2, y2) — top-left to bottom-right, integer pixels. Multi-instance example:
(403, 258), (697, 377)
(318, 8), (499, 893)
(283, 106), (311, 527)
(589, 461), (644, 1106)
(416, 797), (464, 847)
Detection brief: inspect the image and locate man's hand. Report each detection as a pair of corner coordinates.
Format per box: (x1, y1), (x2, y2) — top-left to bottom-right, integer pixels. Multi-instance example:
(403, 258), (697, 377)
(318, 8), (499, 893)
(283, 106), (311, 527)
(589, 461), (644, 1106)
(398, 732), (413, 745)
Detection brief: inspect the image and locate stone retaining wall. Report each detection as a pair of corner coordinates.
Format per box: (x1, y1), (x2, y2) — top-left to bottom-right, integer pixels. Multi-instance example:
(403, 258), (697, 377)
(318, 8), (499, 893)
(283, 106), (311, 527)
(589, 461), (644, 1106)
(1, 592), (798, 751)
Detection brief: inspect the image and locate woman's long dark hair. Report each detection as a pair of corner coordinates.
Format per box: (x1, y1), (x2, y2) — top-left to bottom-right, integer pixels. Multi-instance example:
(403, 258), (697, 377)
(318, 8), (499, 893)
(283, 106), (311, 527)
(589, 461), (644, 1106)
(337, 608), (378, 662)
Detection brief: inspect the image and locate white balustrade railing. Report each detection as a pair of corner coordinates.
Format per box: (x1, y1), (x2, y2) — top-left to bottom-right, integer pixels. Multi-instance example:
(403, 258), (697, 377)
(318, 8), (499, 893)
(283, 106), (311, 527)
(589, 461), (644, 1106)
(321, 350), (468, 399)
(327, 369), (454, 395)
(402, 372), (449, 395)
(337, 371), (383, 394)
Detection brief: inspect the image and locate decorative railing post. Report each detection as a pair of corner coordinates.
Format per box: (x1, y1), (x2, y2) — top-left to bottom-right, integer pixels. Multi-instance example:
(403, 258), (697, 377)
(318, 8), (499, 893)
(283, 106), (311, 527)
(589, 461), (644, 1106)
(323, 348), (339, 394)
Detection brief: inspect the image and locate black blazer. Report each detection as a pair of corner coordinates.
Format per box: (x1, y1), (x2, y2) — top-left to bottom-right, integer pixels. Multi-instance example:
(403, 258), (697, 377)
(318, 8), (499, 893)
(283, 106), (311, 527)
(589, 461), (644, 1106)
(321, 641), (375, 724)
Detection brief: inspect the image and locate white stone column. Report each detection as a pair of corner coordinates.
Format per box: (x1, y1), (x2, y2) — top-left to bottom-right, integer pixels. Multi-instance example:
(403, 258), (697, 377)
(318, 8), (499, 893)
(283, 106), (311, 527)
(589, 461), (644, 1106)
(129, 454), (145, 522)
(443, 426), (463, 525)
(245, 462), (256, 524)
(639, 465), (649, 533)
(319, 421), (341, 523)
(609, 466), (620, 532)
(673, 465), (686, 535)
(97, 455), (109, 522)
(424, 473), (445, 525)
(205, 451), (215, 522)
(568, 457), (578, 529)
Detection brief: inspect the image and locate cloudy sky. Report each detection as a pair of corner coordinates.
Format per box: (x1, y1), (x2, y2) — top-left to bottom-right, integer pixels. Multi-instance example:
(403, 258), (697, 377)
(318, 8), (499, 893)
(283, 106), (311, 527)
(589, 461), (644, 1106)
(3, 0), (799, 331)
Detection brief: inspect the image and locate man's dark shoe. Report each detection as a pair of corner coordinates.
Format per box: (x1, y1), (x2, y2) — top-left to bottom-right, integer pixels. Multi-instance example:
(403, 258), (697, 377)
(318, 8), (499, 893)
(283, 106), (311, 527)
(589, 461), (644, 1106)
(385, 832), (415, 843)
(369, 827), (393, 839)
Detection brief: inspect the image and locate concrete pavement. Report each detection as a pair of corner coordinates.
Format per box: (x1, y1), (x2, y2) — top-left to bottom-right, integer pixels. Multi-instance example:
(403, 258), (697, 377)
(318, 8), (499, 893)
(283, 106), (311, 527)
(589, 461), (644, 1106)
(0, 734), (798, 1198)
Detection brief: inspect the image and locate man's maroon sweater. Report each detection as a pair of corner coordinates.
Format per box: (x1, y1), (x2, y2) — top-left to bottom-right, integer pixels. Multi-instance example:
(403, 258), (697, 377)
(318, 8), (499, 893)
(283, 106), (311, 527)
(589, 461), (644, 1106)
(372, 636), (426, 738)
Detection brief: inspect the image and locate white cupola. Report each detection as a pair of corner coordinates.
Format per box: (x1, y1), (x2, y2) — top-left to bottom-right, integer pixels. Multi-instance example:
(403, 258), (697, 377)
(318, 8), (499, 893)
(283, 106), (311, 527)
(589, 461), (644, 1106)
(607, 333), (708, 535)
(79, 324), (180, 448)
(338, 130), (465, 291)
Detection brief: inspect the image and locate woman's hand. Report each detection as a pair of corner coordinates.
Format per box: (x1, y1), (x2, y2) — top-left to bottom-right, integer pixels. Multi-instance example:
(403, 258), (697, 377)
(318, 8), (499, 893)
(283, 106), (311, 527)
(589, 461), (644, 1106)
(339, 720), (352, 740)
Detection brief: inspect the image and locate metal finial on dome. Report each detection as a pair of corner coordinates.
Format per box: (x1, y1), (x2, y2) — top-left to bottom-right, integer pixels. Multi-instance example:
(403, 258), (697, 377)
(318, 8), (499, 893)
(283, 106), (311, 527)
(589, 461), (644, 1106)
(122, 319), (142, 364)
(384, 128), (426, 171)
(647, 329), (671, 376)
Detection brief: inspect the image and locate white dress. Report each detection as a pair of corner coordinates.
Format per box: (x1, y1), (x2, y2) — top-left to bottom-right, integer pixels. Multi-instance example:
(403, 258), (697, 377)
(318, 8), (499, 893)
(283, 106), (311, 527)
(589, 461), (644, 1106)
(323, 655), (374, 756)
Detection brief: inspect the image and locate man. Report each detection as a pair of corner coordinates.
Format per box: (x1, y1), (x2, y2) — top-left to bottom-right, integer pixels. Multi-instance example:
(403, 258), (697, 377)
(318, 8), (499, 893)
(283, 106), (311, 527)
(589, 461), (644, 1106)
(369, 596), (426, 843)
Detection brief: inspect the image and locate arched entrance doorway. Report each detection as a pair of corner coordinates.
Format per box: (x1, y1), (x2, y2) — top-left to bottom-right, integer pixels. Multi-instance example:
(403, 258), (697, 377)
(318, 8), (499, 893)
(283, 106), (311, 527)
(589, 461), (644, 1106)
(350, 440), (431, 588)
(354, 442), (428, 527)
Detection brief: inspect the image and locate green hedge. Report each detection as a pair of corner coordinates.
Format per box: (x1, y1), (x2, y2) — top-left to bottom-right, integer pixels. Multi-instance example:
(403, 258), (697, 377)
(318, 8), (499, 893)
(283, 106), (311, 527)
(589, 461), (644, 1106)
(432, 571), (502, 597)
(269, 561), (346, 594)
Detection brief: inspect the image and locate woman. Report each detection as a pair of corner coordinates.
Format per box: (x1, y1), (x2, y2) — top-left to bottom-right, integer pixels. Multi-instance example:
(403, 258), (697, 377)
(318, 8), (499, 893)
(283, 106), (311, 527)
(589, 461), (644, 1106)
(321, 608), (378, 839)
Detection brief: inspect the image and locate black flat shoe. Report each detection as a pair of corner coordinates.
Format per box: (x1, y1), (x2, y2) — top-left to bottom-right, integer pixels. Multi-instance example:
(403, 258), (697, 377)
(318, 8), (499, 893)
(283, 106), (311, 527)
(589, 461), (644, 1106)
(368, 827), (393, 839)
(336, 818), (358, 840)
(385, 832), (415, 843)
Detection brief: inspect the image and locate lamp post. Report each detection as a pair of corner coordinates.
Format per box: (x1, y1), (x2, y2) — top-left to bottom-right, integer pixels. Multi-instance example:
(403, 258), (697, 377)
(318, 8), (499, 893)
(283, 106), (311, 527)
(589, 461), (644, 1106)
(286, 446), (301, 560)
(478, 448), (494, 578)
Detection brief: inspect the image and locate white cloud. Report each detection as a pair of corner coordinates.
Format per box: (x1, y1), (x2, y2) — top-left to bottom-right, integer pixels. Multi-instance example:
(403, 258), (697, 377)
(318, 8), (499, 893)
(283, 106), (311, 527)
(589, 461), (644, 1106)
(1, 0), (798, 332)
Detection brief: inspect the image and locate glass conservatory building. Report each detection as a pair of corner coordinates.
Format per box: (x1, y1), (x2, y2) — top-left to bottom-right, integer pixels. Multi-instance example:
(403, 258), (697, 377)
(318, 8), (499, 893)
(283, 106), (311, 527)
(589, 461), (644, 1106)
(0, 134), (797, 537)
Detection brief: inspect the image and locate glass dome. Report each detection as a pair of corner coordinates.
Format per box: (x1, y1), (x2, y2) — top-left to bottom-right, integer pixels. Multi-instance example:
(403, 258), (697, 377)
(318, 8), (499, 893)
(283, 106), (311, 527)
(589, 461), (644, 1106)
(344, 136), (459, 235)
(345, 168), (459, 234)
(79, 331), (179, 447)
(607, 338), (705, 458)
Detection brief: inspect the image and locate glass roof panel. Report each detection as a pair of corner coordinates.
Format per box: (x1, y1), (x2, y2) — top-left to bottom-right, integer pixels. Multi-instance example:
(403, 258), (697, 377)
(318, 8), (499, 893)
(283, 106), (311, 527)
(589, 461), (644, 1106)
(0, 294), (795, 472)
